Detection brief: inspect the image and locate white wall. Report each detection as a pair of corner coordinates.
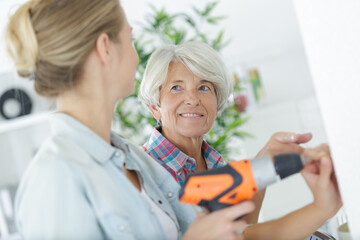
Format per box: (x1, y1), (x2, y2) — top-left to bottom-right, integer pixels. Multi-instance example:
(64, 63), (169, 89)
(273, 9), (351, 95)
(239, 97), (326, 220)
(0, 112), (50, 188)
(1, 0), (316, 117)
(122, 0), (315, 106)
(293, 0), (360, 238)
(1, 0), (316, 105)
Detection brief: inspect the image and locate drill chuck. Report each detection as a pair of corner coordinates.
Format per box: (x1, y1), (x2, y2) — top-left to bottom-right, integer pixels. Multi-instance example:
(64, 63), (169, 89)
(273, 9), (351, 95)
(274, 153), (307, 179)
(250, 156), (277, 191)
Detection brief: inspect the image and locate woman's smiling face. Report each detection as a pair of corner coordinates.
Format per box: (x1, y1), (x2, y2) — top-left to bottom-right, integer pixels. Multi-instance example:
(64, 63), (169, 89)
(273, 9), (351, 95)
(150, 61), (218, 141)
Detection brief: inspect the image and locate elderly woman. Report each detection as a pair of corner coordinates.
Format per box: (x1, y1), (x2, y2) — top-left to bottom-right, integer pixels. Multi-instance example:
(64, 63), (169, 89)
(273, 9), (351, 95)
(139, 41), (311, 222)
(139, 41), (342, 239)
(139, 41), (313, 182)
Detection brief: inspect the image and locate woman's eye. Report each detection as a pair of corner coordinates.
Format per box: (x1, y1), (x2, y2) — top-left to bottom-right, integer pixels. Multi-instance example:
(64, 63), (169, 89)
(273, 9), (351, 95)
(199, 85), (211, 91)
(171, 85), (182, 91)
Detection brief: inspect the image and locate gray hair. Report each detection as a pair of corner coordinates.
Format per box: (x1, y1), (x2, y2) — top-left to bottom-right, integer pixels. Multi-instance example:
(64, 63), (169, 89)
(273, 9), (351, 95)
(138, 41), (233, 110)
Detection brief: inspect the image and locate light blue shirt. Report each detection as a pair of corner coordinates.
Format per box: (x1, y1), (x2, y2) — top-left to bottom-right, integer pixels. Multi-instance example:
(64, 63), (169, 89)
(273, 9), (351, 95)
(15, 113), (198, 239)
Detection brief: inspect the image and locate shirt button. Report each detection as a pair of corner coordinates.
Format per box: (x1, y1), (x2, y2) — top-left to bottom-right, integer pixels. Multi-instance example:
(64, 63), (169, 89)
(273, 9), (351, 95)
(114, 151), (120, 157)
(118, 225), (125, 232)
(150, 208), (155, 214)
(167, 192), (173, 198)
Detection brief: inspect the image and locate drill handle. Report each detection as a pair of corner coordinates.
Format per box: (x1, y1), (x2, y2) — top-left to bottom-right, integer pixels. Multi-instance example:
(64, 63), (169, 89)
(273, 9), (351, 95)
(179, 160), (258, 212)
(203, 201), (232, 212)
(206, 200), (247, 221)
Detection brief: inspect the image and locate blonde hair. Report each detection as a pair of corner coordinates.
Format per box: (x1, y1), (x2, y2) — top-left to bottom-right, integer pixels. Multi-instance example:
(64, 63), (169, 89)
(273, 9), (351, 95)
(139, 41), (233, 111)
(5, 0), (123, 97)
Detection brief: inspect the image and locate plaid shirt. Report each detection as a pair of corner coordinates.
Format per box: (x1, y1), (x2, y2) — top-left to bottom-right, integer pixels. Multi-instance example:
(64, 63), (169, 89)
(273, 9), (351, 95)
(143, 127), (226, 186)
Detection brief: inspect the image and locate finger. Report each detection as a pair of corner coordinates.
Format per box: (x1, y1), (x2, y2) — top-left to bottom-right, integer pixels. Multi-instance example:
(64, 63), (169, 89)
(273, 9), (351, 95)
(303, 149), (323, 159)
(267, 143), (304, 155)
(312, 143), (330, 155)
(194, 209), (208, 221)
(301, 161), (319, 175)
(232, 220), (248, 238)
(303, 144), (330, 160)
(222, 201), (255, 220)
(274, 132), (298, 143)
(294, 132), (312, 144)
(274, 132), (313, 144)
(318, 156), (333, 187)
(233, 220), (248, 232)
(331, 172), (343, 205)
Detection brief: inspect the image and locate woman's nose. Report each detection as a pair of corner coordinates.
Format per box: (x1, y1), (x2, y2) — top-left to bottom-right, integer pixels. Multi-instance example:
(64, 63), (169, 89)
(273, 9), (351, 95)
(184, 91), (200, 106)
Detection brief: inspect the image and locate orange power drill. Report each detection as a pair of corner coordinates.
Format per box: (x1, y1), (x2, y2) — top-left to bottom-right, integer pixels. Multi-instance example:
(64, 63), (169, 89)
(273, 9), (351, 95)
(179, 153), (311, 212)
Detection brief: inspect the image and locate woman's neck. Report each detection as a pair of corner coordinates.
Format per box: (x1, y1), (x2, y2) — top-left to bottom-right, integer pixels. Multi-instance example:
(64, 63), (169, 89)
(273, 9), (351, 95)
(57, 86), (115, 144)
(161, 127), (206, 171)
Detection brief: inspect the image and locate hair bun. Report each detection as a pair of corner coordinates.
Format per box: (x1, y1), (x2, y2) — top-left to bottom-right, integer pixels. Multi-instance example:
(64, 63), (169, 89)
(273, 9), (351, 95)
(5, 1), (39, 79)
(5, 0), (122, 97)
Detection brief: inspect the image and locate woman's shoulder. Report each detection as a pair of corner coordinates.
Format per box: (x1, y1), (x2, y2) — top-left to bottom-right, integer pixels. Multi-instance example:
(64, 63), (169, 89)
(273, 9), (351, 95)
(18, 135), (95, 192)
(35, 134), (93, 168)
(118, 136), (177, 182)
(15, 135), (104, 239)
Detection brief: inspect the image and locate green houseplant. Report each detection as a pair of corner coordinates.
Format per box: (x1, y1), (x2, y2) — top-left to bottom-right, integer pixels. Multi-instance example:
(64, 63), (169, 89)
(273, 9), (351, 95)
(113, 1), (251, 161)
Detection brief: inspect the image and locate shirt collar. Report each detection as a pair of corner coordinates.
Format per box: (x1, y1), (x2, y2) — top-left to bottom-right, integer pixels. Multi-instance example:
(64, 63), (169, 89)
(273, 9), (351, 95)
(201, 140), (224, 169)
(145, 127), (225, 172)
(146, 126), (196, 173)
(49, 112), (127, 165)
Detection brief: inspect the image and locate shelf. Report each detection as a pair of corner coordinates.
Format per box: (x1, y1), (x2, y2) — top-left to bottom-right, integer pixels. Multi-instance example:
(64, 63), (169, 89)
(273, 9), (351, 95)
(0, 111), (52, 134)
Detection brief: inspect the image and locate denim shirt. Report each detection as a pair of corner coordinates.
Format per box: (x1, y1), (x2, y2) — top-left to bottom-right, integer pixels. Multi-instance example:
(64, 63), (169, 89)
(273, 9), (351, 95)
(15, 113), (198, 239)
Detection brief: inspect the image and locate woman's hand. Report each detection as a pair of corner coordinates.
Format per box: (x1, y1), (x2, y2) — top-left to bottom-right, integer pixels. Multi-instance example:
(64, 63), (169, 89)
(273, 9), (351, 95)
(182, 201), (255, 240)
(256, 132), (313, 158)
(302, 144), (343, 219)
(246, 132), (312, 224)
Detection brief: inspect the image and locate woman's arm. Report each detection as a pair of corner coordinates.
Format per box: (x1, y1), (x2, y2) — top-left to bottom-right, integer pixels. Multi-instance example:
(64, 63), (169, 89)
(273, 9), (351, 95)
(242, 190), (265, 224)
(244, 132), (313, 224)
(244, 203), (329, 240)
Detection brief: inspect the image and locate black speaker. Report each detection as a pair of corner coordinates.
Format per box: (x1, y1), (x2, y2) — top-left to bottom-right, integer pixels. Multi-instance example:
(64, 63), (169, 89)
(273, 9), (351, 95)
(0, 88), (32, 119)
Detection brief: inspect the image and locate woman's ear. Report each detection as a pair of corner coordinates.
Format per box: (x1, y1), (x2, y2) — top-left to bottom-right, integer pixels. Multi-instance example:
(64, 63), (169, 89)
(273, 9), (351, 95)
(149, 104), (161, 121)
(95, 33), (111, 65)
